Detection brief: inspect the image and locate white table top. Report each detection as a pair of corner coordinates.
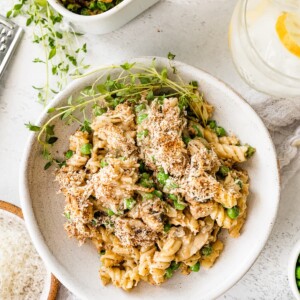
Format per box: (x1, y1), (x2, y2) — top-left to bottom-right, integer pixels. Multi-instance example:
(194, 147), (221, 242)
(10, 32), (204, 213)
(0, 0), (299, 299)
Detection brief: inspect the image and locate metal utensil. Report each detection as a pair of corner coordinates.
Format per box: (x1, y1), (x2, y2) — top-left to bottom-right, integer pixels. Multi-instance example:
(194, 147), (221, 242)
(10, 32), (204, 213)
(0, 15), (23, 80)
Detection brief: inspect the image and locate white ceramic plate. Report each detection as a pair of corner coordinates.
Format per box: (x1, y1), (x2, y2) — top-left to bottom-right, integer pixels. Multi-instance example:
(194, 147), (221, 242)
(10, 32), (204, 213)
(20, 57), (280, 300)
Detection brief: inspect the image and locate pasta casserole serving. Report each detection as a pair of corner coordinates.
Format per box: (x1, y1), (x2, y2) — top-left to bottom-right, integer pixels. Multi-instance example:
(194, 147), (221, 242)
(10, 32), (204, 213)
(54, 63), (255, 291)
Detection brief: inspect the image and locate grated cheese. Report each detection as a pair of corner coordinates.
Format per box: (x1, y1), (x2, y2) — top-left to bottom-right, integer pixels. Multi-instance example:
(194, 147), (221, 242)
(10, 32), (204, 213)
(0, 210), (47, 299)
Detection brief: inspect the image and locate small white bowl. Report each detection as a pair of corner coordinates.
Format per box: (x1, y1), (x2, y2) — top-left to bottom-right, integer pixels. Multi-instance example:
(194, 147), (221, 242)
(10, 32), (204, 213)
(20, 57), (280, 300)
(289, 240), (300, 300)
(47, 0), (160, 35)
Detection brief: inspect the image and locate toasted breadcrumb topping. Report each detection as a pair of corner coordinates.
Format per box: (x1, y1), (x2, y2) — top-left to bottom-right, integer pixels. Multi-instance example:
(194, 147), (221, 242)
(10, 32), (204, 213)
(55, 94), (252, 290)
(138, 98), (188, 177)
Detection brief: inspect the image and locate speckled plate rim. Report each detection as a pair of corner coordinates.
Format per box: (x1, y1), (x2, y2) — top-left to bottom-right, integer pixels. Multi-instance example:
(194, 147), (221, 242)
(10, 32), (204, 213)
(0, 200), (60, 300)
(19, 56), (280, 300)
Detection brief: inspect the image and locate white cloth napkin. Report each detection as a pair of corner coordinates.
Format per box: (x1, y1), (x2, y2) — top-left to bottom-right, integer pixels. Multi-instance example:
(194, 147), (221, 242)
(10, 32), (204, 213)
(253, 97), (300, 188)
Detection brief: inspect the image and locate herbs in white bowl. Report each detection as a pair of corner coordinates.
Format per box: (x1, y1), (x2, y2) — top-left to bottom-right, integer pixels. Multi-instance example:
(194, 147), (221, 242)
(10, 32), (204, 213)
(60, 0), (123, 16)
(6, 0), (89, 104)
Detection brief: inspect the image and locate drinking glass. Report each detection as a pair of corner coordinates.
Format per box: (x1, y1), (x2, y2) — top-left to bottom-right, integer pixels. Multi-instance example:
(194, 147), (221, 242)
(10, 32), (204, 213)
(229, 0), (300, 97)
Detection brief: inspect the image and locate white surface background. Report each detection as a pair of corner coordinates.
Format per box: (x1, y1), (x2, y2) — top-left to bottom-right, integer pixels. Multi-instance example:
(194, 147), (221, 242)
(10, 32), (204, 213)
(0, 0), (299, 299)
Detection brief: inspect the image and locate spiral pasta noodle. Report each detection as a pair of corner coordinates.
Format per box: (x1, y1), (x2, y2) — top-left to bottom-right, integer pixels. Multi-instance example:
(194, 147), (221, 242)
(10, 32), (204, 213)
(56, 92), (255, 291)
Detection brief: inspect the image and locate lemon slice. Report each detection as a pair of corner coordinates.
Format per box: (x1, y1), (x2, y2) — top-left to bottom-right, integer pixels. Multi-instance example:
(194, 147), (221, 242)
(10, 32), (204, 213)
(276, 12), (300, 58)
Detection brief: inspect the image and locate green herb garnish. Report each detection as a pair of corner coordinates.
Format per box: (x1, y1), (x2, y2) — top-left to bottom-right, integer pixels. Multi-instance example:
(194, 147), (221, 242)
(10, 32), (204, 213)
(65, 150), (74, 159)
(28, 61), (209, 167)
(7, 0), (89, 104)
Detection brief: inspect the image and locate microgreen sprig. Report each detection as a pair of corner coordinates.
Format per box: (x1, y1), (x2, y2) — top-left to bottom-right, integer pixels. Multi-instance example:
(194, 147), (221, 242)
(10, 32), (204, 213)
(6, 0), (89, 105)
(27, 60), (210, 169)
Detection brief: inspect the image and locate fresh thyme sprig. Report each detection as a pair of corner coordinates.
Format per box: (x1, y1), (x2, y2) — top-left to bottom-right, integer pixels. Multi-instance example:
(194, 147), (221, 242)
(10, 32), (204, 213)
(7, 0), (89, 105)
(26, 60), (210, 169)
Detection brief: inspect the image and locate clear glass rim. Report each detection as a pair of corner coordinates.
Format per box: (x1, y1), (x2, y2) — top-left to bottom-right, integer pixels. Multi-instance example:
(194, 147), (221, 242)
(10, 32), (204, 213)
(243, 0), (300, 82)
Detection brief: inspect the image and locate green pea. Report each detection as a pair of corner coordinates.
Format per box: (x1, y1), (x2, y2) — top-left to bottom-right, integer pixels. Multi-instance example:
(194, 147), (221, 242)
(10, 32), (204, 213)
(100, 160), (108, 168)
(124, 198), (136, 210)
(157, 170), (169, 185)
(137, 129), (149, 139)
(165, 261), (180, 278)
(192, 124), (203, 137)
(165, 267), (173, 279)
(164, 223), (171, 233)
(173, 198), (186, 210)
(296, 266), (300, 280)
(99, 250), (106, 255)
(107, 209), (115, 216)
(190, 262), (200, 272)
(227, 206), (240, 219)
(208, 120), (217, 129)
(246, 145), (256, 158)
(65, 150), (73, 159)
(170, 261), (180, 271)
(183, 136), (191, 145)
(80, 143), (92, 155)
(201, 245), (212, 256)
(64, 211), (70, 220)
(215, 126), (226, 137)
(297, 280), (300, 289)
(218, 166), (230, 177)
(169, 194), (178, 201)
(135, 103), (146, 113)
(137, 114), (148, 124)
(153, 190), (163, 199)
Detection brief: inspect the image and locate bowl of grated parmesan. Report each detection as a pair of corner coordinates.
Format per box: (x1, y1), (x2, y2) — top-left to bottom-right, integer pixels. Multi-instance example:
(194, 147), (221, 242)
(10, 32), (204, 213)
(0, 200), (59, 300)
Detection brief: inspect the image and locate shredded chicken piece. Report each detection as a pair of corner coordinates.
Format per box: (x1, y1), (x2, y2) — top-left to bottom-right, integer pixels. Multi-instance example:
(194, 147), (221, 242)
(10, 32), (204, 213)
(88, 157), (139, 211)
(189, 201), (216, 219)
(187, 139), (220, 173)
(55, 94), (252, 291)
(56, 166), (92, 202)
(114, 218), (157, 247)
(92, 103), (137, 157)
(128, 198), (166, 232)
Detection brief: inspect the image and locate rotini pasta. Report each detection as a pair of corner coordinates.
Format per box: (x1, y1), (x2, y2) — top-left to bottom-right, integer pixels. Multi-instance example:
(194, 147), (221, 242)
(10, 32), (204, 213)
(211, 143), (248, 162)
(201, 240), (224, 268)
(56, 88), (255, 291)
